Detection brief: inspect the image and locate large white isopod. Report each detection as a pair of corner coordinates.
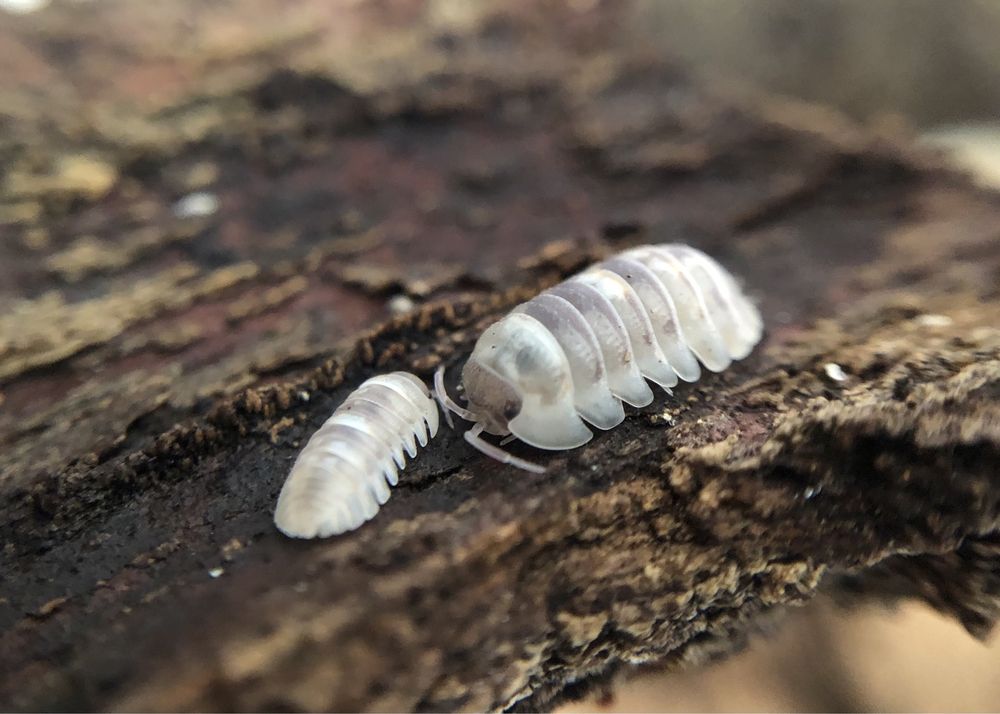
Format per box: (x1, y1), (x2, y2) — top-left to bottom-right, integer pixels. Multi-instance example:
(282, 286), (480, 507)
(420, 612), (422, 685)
(435, 243), (763, 472)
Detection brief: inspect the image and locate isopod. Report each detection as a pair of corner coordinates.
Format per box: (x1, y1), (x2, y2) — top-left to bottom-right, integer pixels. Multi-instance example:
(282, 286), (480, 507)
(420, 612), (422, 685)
(274, 371), (440, 538)
(435, 243), (763, 472)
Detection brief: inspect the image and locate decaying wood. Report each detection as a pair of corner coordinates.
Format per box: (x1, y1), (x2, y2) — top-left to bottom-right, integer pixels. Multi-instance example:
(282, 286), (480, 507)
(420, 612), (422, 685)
(2, 1), (1000, 711)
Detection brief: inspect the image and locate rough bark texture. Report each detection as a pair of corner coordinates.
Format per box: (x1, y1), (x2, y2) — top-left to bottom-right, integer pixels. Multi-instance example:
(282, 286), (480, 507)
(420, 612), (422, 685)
(2, 2), (1000, 712)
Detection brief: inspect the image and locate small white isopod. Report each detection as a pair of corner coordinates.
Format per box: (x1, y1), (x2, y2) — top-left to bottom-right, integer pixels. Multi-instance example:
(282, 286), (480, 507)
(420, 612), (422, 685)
(274, 371), (440, 538)
(435, 243), (763, 472)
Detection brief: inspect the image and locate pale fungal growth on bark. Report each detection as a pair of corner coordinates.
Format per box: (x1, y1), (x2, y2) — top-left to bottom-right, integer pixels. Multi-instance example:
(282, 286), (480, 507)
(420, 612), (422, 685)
(274, 372), (440, 539)
(435, 243), (763, 472)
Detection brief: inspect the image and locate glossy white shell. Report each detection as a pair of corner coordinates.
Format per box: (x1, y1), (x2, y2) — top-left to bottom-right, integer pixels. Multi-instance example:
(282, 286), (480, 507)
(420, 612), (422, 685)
(274, 372), (440, 538)
(464, 243), (762, 451)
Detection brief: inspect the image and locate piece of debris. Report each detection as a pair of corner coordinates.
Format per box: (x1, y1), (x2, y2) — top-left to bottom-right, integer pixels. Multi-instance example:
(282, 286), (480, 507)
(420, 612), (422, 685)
(915, 313), (953, 328)
(388, 294), (416, 314)
(221, 538), (244, 562)
(173, 191), (220, 219)
(32, 595), (69, 618)
(656, 410), (676, 426)
(823, 362), (847, 382)
(269, 416), (295, 444)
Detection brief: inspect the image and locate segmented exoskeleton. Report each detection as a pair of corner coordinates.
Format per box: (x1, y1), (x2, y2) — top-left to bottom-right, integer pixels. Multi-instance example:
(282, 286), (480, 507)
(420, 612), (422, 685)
(434, 243), (763, 472)
(274, 372), (439, 538)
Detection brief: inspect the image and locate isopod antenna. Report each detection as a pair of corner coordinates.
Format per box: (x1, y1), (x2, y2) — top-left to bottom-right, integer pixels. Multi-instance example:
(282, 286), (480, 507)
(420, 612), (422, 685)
(434, 365), (546, 474)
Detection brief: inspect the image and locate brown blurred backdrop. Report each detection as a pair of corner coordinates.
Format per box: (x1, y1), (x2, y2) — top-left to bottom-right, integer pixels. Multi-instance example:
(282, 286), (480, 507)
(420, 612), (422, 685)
(628, 0), (1000, 128)
(560, 599), (1000, 712)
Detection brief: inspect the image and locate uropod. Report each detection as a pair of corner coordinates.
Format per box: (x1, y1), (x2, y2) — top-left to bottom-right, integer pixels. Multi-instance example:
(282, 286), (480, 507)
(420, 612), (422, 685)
(435, 243), (763, 472)
(274, 372), (439, 538)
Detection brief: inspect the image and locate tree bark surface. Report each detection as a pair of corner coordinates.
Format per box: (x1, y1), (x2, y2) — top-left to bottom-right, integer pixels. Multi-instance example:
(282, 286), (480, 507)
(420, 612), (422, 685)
(2, 2), (1000, 711)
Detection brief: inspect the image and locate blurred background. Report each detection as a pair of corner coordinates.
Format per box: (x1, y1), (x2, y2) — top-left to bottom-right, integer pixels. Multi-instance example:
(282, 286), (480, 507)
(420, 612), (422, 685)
(560, 599), (1000, 712)
(2, 0), (999, 189)
(3, 0), (999, 711)
(625, 0), (1000, 191)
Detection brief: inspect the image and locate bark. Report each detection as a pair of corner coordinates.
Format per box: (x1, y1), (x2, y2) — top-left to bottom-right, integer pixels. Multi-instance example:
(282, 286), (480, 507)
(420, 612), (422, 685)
(2, 1), (1000, 711)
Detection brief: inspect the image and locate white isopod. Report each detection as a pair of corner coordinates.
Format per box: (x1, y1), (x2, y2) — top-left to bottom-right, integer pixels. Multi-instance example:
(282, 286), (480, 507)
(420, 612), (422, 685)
(435, 243), (763, 472)
(274, 371), (440, 538)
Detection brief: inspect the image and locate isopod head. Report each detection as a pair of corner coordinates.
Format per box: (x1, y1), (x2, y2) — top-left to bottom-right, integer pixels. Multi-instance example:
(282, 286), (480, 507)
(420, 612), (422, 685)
(461, 312), (592, 450)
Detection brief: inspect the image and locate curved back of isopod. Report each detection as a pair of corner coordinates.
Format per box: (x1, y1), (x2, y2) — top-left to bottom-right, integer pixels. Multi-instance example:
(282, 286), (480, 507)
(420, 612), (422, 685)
(435, 242), (762, 472)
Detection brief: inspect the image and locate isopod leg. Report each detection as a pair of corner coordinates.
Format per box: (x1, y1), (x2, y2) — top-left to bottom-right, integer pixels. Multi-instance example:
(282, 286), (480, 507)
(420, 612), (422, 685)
(434, 365), (477, 428)
(464, 423), (546, 474)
